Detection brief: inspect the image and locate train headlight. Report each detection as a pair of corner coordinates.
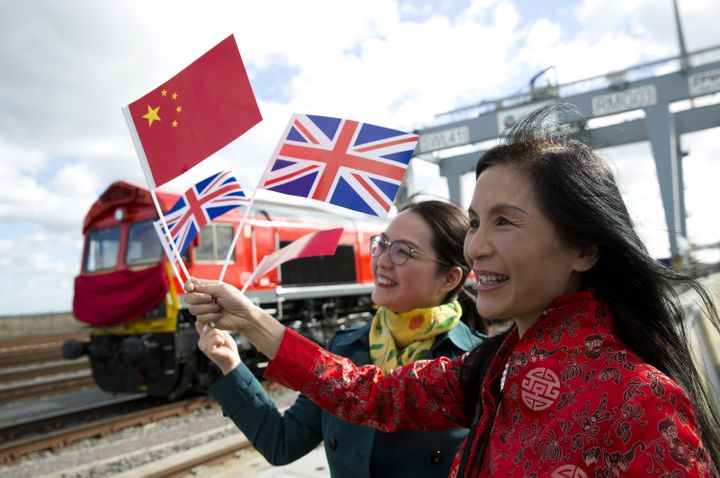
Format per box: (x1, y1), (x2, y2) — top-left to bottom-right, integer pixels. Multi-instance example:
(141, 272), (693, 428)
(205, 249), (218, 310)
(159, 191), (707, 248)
(114, 207), (127, 222)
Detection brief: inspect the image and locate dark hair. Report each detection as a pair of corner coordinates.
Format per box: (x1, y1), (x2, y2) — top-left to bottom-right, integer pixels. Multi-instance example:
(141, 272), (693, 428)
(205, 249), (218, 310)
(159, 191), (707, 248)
(460, 104), (720, 468)
(400, 196), (485, 333)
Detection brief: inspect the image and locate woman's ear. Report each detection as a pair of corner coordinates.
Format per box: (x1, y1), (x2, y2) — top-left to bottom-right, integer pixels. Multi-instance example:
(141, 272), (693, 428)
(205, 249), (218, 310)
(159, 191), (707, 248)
(573, 244), (600, 272)
(442, 266), (464, 293)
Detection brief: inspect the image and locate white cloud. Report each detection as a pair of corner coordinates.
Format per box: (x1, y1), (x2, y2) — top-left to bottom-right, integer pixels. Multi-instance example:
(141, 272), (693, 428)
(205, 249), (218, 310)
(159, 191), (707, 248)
(0, 233), (80, 314)
(0, 158), (100, 232)
(682, 127), (720, 246)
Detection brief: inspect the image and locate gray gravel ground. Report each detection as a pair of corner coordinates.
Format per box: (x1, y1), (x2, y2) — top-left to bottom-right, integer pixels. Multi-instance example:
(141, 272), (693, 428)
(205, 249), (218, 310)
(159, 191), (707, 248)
(1, 383), (299, 478)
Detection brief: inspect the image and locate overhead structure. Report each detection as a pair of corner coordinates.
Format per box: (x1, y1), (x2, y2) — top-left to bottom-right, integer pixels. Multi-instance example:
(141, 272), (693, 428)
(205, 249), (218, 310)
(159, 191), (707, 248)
(413, 43), (720, 261)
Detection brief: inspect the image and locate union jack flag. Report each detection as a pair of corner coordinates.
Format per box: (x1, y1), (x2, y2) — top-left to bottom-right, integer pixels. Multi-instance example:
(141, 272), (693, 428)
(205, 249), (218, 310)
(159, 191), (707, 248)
(160, 171), (247, 253)
(259, 114), (418, 217)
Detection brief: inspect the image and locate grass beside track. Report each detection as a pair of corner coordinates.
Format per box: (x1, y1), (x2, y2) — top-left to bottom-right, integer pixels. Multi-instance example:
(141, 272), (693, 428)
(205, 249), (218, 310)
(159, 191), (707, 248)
(0, 313), (86, 338)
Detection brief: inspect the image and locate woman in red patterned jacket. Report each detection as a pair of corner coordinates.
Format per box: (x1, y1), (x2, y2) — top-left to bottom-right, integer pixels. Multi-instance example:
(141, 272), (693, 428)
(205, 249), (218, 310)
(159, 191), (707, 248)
(186, 105), (720, 477)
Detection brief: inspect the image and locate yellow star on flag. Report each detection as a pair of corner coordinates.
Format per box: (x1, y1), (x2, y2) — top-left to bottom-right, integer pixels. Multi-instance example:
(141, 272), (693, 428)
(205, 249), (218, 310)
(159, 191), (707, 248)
(172, 120), (178, 128)
(171, 92), (178, 100)
(142, 105), (161, 127)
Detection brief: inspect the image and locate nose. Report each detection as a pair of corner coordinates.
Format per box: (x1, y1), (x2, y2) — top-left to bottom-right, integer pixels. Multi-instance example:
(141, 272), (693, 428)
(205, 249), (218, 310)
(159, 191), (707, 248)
(464, 226), (492, 263)
(373, 245), (394, 269)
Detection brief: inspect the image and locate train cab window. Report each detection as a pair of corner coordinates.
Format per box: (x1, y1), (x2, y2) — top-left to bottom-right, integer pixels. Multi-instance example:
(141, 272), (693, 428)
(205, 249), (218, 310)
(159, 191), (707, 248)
(195, 224), (235, 262)
(126, 220), (163, 266)
(84, 226), (120, 272)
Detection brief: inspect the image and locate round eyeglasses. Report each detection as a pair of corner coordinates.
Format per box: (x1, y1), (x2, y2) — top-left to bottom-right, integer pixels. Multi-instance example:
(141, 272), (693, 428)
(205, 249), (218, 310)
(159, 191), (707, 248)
(369, 235), (450, 266)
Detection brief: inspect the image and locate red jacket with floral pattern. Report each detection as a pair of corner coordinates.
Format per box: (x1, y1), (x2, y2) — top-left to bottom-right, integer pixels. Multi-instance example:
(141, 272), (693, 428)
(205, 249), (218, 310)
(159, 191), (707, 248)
(265, 291), (714, 477)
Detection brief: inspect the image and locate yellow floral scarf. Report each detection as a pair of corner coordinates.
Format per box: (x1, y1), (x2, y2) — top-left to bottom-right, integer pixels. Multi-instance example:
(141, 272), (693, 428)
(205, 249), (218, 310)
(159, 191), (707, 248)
(369, 300), (462, 374)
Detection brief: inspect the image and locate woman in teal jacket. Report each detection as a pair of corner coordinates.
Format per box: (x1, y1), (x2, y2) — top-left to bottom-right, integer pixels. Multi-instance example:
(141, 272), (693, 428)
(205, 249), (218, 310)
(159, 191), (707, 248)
(197, 199), (486, 477)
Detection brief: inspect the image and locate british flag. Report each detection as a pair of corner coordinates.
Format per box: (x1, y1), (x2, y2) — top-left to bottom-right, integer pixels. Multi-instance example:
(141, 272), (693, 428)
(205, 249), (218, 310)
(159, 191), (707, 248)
(160, 171), (247, 253)
(259, 114), (418, 217)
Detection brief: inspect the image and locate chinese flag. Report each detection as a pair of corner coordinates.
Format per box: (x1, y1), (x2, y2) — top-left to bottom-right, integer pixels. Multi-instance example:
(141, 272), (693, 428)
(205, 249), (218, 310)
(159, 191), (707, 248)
(126, 35), (262, 189)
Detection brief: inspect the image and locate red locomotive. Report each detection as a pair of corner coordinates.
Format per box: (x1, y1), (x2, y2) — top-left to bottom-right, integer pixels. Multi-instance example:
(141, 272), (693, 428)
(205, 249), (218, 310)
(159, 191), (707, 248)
(63, 181), (386, 398)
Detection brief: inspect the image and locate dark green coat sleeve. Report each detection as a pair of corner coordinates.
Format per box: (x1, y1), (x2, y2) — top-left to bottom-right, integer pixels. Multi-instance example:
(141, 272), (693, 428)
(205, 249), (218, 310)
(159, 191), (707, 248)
(208, 361), (323, 465)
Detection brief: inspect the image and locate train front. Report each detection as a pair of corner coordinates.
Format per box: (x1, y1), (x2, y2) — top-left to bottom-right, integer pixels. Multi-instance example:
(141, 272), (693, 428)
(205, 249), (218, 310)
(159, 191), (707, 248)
(63, 182), (206, 398)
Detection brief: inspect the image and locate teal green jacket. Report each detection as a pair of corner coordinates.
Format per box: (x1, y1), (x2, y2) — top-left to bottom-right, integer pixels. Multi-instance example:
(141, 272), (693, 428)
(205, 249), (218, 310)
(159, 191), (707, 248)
(209, 321), (484, 478)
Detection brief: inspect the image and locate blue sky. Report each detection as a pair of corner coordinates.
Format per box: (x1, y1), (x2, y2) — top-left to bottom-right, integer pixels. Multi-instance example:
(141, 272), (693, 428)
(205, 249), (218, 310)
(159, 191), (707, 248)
(0, 0), (718, 315)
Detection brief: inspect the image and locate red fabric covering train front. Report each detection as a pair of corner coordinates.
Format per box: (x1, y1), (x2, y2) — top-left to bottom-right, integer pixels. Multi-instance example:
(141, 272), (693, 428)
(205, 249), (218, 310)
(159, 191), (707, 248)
(73, 266), (168, 326)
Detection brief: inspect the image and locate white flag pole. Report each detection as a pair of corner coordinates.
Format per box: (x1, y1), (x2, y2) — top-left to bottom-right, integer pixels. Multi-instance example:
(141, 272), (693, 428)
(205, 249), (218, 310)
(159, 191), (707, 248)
(240, 255), (268, 295)
(219, 115), (297, 283)
(122, 105), (191, 283)
(152, 220), (187, 287)
(149, 190), (192, 282)
(218, 185), (259, 282)
(122, 105), (158, 190)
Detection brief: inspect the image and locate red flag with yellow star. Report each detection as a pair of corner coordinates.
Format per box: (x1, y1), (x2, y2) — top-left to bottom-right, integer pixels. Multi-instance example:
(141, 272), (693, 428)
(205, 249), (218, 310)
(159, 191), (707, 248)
(125, 34), (261, 189)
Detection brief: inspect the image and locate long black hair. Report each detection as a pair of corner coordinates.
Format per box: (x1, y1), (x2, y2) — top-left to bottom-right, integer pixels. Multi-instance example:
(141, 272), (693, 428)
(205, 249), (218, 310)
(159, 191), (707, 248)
(400, 196), (486, 333)
(460, 104), (720, 468)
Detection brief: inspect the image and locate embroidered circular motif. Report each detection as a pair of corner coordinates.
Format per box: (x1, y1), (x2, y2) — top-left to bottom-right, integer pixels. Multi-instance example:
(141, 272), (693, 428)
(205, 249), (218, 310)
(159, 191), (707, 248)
(521, 367), (561, 411)
(551, 464), (588, 478)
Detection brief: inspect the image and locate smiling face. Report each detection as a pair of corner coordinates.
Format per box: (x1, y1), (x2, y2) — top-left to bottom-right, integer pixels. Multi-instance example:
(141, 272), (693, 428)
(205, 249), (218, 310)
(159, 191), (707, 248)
(464, 163), (597, 335)
(371, 210), (459, 313)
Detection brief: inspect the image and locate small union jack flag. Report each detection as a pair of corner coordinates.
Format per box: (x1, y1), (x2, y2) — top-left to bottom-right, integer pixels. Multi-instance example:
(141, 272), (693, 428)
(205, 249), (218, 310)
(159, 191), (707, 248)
(159, 171), (247, 253)
(259, 114), (418, 217)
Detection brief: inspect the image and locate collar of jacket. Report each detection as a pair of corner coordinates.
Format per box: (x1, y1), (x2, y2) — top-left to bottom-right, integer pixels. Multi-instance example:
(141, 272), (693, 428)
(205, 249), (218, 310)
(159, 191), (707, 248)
(468, 290), (605, 474)
(332, 318), (483, 354)
(481, 289), (606, 408)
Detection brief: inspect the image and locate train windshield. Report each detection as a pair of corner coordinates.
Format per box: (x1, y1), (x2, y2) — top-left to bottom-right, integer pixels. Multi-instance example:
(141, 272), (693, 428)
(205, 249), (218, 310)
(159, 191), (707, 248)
(126, 220), (163, 266)
(85, 226), (120, 272)
(196, 224), (235, 262)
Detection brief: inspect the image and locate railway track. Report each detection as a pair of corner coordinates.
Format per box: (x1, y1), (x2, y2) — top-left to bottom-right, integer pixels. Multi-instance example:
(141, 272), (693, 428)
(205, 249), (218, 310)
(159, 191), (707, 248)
(0, 371), (96, 406)
(0, 358), (88, 384)
(0, 395), (214, 464)
(0, 331), (253, 474)
(0, 332), (87, 368)
(113, 433), (253, 478)
(0, 331), (92, 405)
(0, 378), (305, 477)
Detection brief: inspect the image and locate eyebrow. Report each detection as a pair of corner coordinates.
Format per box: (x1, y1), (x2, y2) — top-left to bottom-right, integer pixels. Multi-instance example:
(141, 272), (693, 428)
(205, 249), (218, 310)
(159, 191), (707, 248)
(380, 233), (421, 249)
(468, 203), (527, 216)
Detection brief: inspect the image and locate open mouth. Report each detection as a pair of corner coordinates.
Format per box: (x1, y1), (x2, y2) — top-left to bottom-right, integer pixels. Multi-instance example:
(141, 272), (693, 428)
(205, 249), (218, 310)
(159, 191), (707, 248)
(376, 276), (397, 286)
(476, 274), (509, 285)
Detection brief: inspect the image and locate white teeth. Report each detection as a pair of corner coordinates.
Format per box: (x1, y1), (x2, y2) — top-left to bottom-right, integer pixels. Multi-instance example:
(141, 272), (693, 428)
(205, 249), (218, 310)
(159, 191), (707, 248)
(376, 276), (396, 286)
(477, 274), (508, 285)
